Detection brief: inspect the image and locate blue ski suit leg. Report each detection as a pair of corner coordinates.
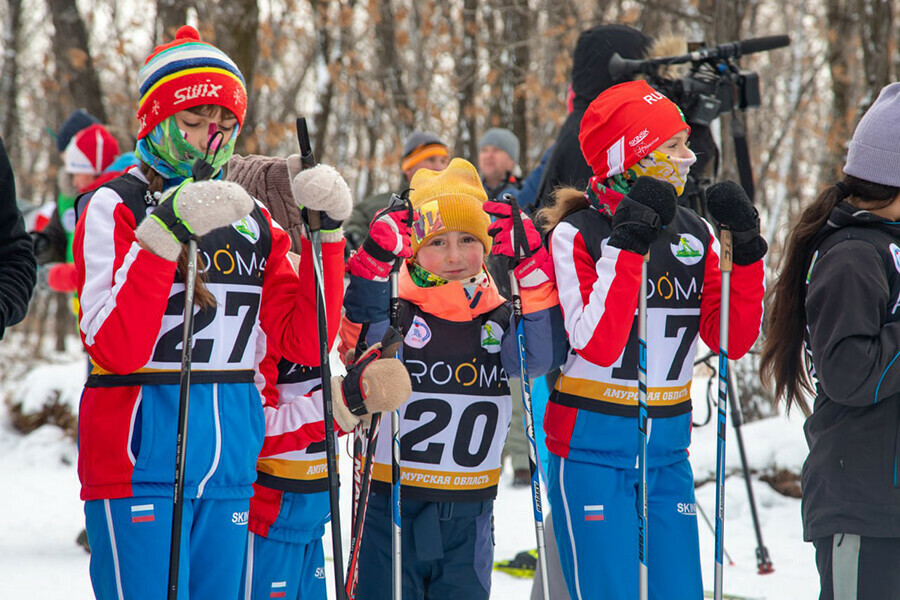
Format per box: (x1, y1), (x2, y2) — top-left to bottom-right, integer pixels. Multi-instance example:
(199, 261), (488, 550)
(546, 454), (702, 600)
(240, 490), (329, 600)
(85, 496), (250, 600)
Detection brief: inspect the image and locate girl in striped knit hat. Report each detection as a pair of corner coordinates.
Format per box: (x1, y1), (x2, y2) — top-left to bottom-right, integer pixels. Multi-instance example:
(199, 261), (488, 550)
(75, 26), (406, 599)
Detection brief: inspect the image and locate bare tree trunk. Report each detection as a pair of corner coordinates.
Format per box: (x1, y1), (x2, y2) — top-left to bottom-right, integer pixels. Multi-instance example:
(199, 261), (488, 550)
(502, 0), (530, 165)
(701, 0), (745, 184)
(857, 0), (893, 110)
(0, 0), (21, 168)
(373, 0), (414, 132)
(823, 0), (858, 180)
(197, 0), (259, 154)
(155, 0), (190, 44)
(455, 0), (479, 163)
(46, 0), (107, 123)
(310, 0), (335, 158)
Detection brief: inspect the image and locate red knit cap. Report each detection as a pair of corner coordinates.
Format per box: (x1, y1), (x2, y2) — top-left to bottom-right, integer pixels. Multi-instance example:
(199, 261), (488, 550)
(136, 25), (247, 139)
(579, 80), (690, 179)
(64, 123), (120, 175)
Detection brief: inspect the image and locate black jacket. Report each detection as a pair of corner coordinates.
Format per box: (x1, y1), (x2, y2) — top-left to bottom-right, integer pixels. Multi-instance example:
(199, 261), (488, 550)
(802, 202), (900, 540)
(0, 135), (36, 338)
(534, 25), (651, 210)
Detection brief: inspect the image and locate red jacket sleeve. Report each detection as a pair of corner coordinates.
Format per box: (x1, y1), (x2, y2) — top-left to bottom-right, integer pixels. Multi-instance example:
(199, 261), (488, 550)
(698, 221), (765, 359)
(258, 213), (345, 365)
(551, 220), (644, 367)
(75, 188), (177, 374)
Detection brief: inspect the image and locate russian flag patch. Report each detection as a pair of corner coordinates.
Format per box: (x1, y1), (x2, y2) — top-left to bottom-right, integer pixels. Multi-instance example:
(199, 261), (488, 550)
(584, 504), (604, 521)
(131, 504), (155, 523)
(270, 581), (287, 598)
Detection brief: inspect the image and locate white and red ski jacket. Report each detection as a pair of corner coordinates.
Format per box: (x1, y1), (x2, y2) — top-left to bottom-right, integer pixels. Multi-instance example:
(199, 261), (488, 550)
(250, 240), (344, 539)
(545, 204), (765, 468)
(74, 168), (338, 501)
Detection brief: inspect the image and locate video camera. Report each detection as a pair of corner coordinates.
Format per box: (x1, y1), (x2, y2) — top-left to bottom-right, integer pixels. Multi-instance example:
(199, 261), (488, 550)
(608, 35), (790, 127)
(608, 35), (790, 211)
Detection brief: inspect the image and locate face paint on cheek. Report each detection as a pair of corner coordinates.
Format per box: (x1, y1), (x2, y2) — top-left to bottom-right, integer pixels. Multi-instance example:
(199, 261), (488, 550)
(207, 123), (220, 153)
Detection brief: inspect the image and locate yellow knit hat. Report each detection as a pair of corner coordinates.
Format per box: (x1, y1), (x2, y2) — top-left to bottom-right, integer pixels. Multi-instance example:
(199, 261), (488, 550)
(409, 158), (491, 254)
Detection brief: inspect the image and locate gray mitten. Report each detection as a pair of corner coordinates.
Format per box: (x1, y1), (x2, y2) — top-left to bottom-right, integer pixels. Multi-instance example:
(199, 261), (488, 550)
(136, 180), (254, 261)
(288, 158), (353, 242)
(330, 343), (412, 433)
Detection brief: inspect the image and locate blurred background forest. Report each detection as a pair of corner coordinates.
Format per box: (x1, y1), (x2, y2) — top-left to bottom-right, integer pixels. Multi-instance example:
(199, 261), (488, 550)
(0, 0), (895, 416)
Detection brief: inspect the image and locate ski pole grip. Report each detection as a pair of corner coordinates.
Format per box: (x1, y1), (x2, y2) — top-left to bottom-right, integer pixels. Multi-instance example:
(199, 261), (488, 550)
(380, 326), (403, 359)
(719, 228), (733, 272)
(502, 192), (532, 264)
(295, 117), (316, 169)
(307, 210), (323, 233)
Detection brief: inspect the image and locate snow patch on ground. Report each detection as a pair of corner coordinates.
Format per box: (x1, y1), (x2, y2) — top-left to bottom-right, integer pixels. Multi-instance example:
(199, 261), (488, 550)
(0, 349), (821, 599)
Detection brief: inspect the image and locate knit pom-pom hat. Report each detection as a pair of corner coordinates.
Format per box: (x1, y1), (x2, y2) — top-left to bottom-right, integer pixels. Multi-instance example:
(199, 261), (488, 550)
(409, 158), (491, 255)
(136, 25), (247, 139)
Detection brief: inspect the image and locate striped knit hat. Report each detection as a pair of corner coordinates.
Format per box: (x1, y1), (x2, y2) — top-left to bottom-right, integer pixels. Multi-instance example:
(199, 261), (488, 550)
(136, 25), (247, 139)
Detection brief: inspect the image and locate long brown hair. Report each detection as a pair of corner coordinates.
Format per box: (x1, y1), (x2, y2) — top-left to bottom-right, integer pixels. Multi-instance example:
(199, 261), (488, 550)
(537, 186), (590, 233)
(140, 162), (216, 309)
(760, 175), (899, 414)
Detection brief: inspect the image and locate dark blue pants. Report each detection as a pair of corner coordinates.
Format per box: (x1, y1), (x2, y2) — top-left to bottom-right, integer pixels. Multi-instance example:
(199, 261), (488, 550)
(356, 493), (494, 600)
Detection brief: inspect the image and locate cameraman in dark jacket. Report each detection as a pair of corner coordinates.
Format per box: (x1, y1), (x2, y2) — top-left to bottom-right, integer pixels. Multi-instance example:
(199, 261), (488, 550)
(534, 25), (651, 212)
(762, 83), (900, 599)
(0, 134), (37, 338)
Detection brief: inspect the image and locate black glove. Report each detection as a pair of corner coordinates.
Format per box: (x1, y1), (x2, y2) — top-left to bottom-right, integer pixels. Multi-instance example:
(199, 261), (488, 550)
(607, 176), (677, 255)
(705, 181), (767, 266)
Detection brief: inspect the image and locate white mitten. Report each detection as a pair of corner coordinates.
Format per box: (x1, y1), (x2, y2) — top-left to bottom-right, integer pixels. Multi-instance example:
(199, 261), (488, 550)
(136, 180), (254, 261)
(288, 158), (353, 223)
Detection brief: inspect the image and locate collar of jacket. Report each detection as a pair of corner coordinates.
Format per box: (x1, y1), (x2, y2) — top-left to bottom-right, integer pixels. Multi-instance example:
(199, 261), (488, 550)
(399, 261), (505, 322)
(827, 200), (900, 235)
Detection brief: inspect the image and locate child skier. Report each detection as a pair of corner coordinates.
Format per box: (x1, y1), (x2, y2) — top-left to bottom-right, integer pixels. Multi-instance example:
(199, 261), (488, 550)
(537, 80), (766, 599)
(74, 25), (406, 600)
(342, 157), (565, 598)
(227, 155), (359, 600)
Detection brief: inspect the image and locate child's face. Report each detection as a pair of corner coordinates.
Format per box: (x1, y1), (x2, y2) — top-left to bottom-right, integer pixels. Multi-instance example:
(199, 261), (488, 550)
(658, 129), (692, 160)
(415, 231), (485, 281)
(71, 172), (95, 191)
(174, 108), (238, 155)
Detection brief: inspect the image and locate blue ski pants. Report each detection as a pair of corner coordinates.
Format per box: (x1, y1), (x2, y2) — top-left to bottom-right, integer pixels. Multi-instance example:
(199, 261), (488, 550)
(547, 454), (702, 600)
(85, 496), (249, 600)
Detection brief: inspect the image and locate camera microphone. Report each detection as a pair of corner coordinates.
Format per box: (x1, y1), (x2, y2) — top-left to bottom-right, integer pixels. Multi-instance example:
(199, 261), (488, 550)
(689, 35), (791, 62)
(608, 34), (791, 79)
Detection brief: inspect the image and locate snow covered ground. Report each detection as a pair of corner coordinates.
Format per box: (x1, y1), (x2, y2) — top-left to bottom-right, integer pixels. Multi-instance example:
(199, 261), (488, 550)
(0, 341), (819, 599)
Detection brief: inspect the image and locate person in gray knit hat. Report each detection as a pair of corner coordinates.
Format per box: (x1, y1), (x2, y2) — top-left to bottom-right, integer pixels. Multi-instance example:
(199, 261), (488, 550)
(478, 127), (521, 200)
(761, 81), (900, 600)
(346, 131), (450, 251)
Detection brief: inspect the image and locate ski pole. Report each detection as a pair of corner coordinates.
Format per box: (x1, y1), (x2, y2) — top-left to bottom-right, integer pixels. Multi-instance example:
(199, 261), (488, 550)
(726, 376), (774, 574)
(504, 194), (550, 600)
(167, 150), (218, 600)
(713, 227), (733, 600)
(350, 321), (371, 532)
(295, 117), (346, 600)
(389, 197), (411, 600)
(345, 193), (411, 599)
(696, 500), (734, 566)
(344, 326), (402, 598)
(638, 253), (650, 600)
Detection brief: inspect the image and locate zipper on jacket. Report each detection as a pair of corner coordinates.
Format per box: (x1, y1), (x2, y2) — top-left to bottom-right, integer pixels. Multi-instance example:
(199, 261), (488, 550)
(197, 383), (222, 497)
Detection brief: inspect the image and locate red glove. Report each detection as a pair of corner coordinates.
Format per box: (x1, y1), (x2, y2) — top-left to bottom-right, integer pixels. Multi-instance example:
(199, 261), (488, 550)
(347, 200), (417, 281)
(47, 263), (78, 293)
(484, 199), (553, 288)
